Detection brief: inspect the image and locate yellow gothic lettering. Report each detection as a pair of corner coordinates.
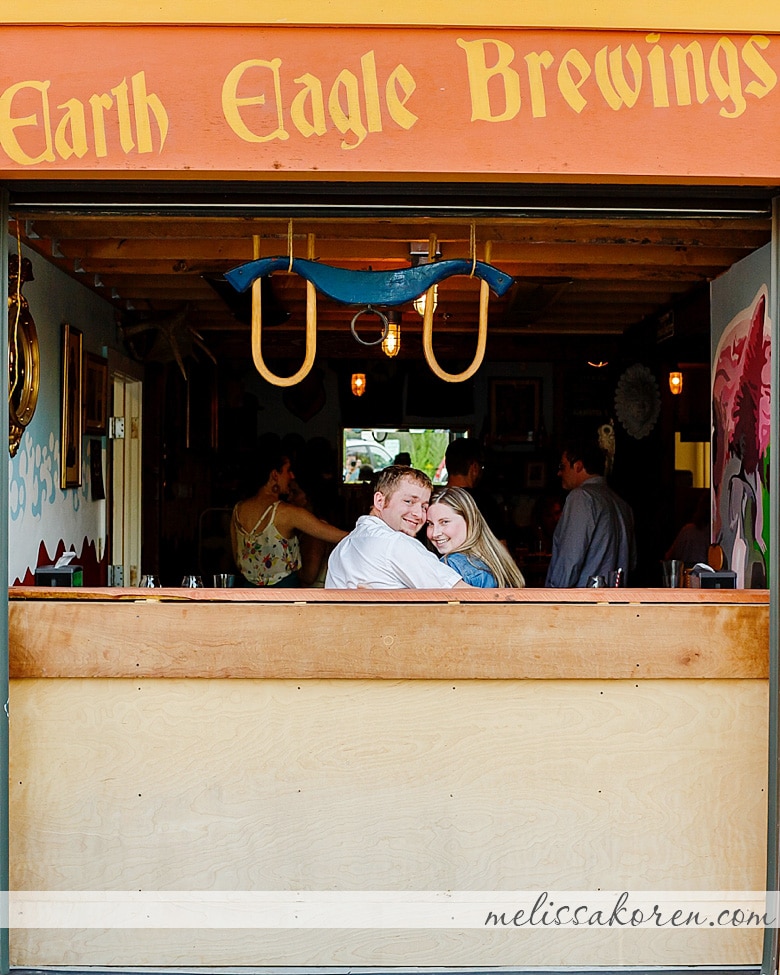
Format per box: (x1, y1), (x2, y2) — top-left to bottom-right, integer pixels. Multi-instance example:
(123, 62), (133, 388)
(385, 64), (418, 129)
(222, 59), (290, 143)
(456, 38), (521, 122)
(594, 44), (643, 110)
(709, 37), (746, 118)
(131, 71), (169, 153)
(290, 73), (327, 138)
(89, 93), (112, 157)
(0, 80), (55, 165)
(669, 42), (709, 106)
(742, 36), (778, 99)
(111, 79), (136, 153)
(328, 69), (367, 150)
(524, 51), (554, 118)
(360, 52), (383, 134)
(1, 71), (168, 165)
(54, 98), (88, 159)
(645, 34), (671, 108)
(557, 48), (591, 113)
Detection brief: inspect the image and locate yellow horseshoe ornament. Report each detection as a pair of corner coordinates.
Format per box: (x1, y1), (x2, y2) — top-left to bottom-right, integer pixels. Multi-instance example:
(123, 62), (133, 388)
(248, 230), (498, 387)
(422, 237), (490, 383)
(251, 233), (317, 388)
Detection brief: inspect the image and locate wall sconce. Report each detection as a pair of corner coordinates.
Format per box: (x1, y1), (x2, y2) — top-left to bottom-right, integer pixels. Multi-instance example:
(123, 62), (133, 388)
(669, 371), (683, 395)
(382, 309), (401, 358)
(351, 373), (366, 397)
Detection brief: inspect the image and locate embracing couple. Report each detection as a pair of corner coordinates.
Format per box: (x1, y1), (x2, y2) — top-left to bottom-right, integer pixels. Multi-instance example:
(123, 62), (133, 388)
(325, 465), (525, 590)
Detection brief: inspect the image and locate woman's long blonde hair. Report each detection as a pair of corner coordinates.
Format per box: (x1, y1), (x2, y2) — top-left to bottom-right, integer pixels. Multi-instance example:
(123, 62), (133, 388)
(429, 486), (525, 588)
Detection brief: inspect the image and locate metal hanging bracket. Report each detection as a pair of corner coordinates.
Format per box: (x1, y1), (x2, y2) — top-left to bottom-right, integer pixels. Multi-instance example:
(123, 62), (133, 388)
(350, 305), (389, 347)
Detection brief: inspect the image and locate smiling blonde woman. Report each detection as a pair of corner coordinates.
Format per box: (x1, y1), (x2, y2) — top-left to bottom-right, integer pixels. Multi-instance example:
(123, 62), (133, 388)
(426, 486), (525, 588)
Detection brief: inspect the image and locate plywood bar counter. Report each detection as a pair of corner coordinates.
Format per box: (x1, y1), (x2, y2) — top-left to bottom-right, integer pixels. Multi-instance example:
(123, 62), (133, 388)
(8, 588), (770, 969)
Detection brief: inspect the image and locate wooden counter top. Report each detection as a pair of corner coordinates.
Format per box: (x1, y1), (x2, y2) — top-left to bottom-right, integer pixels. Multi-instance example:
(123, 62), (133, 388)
(8, 585), (770, 603)
(9, 587), (768, 680)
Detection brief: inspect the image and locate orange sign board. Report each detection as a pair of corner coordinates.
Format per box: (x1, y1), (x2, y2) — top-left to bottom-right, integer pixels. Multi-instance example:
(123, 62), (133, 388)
(1, 26), (779, 179)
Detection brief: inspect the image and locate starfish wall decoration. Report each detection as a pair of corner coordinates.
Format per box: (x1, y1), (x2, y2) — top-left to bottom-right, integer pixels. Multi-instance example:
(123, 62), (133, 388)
(120, 305), (216, 380)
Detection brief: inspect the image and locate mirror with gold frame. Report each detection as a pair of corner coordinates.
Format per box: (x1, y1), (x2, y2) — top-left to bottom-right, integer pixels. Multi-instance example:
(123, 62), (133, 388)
(8, 255), (40, 458)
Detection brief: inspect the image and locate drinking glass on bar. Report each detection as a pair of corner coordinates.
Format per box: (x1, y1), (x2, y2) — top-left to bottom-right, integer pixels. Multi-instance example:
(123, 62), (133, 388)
(661, 560), (683, 588)
(212, 574), (235, 588)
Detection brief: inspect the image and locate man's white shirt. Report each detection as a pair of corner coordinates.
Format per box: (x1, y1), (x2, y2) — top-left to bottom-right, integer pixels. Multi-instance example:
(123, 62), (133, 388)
(325, 515), (463, 589)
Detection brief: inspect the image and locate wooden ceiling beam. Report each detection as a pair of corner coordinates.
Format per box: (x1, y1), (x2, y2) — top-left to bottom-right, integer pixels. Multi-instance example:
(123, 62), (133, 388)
(11, 208), (769, 349)
(49, 232), (755, 269)
(17, 213), (771, 238)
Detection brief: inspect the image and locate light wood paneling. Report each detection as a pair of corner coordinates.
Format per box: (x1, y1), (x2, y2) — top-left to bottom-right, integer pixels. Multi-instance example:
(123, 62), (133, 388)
(8, 593), (769, 966)
(9, 596), (768, 679)
(9, 676), (767, 967)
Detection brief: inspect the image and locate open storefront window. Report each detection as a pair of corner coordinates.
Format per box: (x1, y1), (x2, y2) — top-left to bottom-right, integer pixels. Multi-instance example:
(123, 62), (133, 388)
(342, 428), (468, 484)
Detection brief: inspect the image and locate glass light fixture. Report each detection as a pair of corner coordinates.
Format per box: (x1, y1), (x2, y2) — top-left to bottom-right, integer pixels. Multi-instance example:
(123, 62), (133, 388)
(409, 239), (441, 318)
(413, 284), (438, 318)
(382, 310), (401, 358)
(351, 373), (366, 397)
(669, 371), (683, 395)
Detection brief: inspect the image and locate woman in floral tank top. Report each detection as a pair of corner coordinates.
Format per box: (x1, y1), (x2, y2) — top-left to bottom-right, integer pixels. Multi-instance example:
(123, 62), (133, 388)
(230, 451), (347, 587)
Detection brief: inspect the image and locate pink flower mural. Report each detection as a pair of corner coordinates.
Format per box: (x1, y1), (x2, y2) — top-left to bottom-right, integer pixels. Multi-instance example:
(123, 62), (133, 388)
(711, 287), (771, 588)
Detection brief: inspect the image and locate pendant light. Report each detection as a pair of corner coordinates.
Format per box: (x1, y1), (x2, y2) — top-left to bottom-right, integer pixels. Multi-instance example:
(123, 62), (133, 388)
(669, 371), (683, 395)
(351, 373), (366, 397)
(382, 309), (401, 358)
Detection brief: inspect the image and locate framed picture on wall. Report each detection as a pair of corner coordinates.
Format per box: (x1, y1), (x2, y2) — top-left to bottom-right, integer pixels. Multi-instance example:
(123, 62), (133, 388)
(83, 353), (108, 435)
(525, 460), (547, 490)
(489, 378), (541, 442)
(61, 323), (83, 489)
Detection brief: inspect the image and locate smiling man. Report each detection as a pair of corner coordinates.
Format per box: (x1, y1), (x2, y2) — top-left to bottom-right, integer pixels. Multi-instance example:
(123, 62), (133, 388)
(325, 466), (472, 589)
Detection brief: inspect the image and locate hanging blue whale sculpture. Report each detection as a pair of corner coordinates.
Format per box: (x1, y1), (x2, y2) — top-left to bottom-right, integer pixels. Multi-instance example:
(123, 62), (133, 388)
(224, 256), (514, 304)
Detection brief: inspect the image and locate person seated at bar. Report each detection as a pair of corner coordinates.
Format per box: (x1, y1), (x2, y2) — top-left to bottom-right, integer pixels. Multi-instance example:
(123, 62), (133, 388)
(665, 490), (710, 567)
(325, 466), (473, 589)
(426, 486), (525, 588)
(531, 493), (564, 554)
(546, 439), (636, 588)
(231, 450), (346, 588)
(444, 437), (508, 545)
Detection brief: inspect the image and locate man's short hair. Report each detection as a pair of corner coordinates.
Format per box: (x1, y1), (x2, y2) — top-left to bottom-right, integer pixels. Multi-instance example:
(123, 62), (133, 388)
(562, 439), (607, 477)
(374, 465), (432, 499)
(445, 438), (484, 477)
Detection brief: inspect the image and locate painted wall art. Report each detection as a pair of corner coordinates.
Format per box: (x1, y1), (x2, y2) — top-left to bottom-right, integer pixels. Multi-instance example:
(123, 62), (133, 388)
(711, 265), (771, 588)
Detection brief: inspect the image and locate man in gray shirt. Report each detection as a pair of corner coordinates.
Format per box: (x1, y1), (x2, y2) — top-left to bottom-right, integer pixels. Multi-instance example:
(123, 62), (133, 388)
(545, 440), (636, 588)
